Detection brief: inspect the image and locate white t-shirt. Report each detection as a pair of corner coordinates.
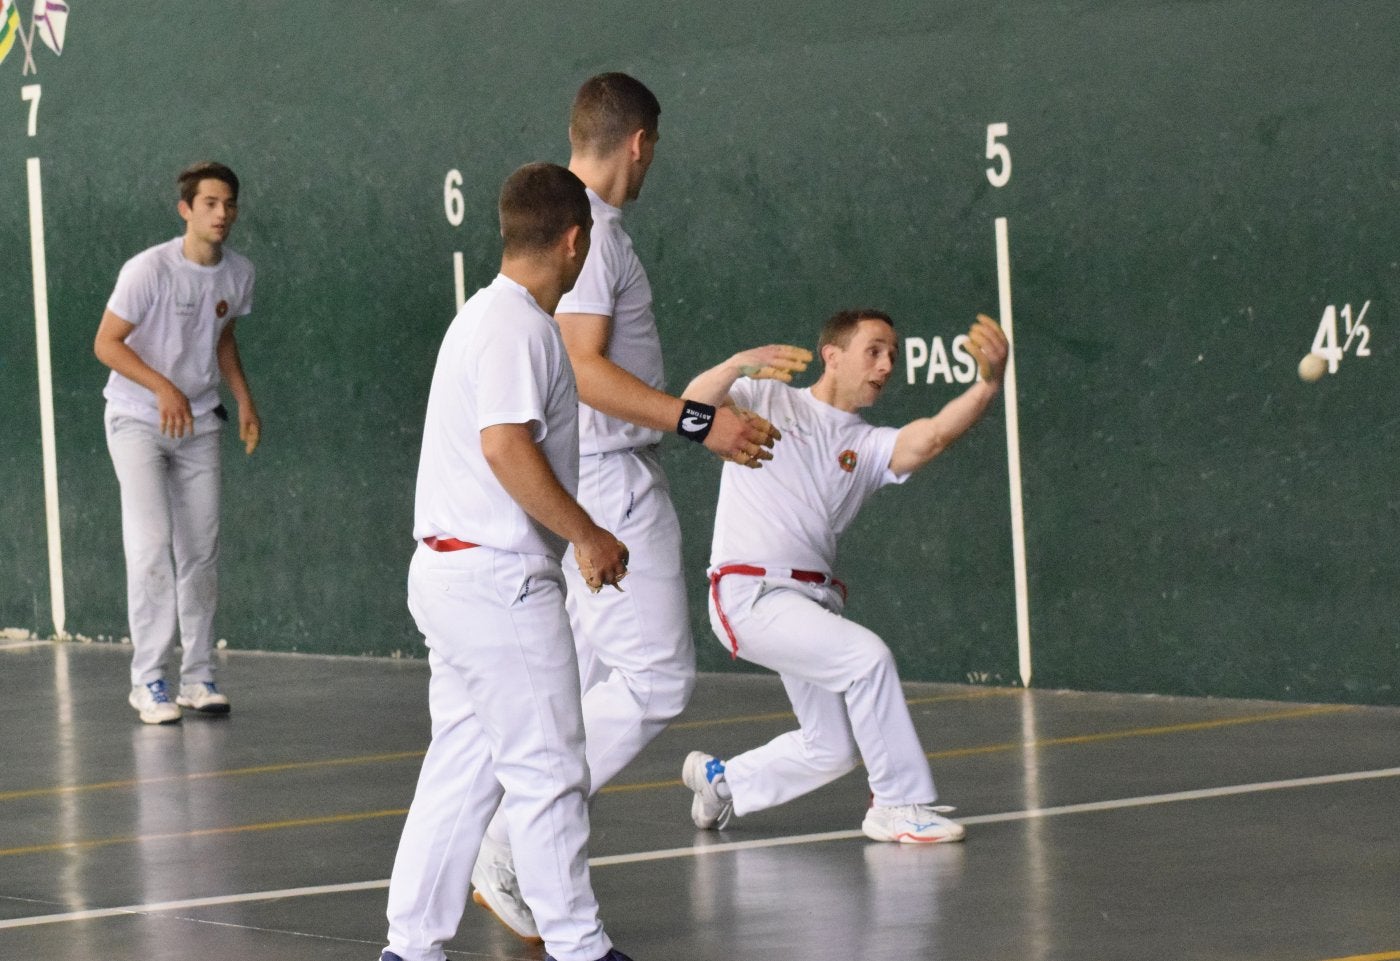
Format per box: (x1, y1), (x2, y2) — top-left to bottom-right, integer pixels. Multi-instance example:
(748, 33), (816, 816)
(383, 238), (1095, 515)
(413, 274), (580, 560)
(709, 379), (909, 575)
(103, 237), (255, 422)
(555, 188), (665, 455)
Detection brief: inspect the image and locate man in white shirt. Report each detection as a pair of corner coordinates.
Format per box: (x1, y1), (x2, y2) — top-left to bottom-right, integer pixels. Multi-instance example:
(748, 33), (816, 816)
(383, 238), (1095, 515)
(379, 163), (635, 961)
(469, 73), (812, 940)
(680, 310), (1009, 843)
(94, 161), (260, 724)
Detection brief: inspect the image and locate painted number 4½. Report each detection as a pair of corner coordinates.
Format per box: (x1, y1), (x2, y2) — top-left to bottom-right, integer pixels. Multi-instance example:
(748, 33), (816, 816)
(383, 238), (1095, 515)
(1311, 301), (1371, 374)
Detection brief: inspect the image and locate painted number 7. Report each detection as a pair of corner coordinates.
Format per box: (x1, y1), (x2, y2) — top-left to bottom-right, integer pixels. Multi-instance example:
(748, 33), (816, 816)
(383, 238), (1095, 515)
(22, 85), (41, 137)
(986, 122), (1010, 188)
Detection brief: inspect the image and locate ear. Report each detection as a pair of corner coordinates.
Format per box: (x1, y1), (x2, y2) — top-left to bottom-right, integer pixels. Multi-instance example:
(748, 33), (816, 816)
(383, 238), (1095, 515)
(820, 342), (841, 367)
(627, 127), (648, 161)
(177, 199), (192, 222)
(563, 223), (585, 259)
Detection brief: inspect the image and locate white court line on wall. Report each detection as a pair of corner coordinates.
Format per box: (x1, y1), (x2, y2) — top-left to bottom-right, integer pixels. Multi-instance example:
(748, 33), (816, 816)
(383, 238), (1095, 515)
(28, 157), (66, 638)
(3, 764), (1397, 931)
(996, 217), (1030, 686)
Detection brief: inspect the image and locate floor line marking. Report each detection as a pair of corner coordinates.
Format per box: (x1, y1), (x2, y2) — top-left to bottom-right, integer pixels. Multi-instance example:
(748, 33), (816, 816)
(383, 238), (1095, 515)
(0, 750), (427, 802)
(0, 689), (1011, 803)
(3, 764), (1396, 930)
(0, 703), (1353, 810)
(0, 809), (409, 858)
(668, 688), (1017, 731)
(924, 703), (1350, 761)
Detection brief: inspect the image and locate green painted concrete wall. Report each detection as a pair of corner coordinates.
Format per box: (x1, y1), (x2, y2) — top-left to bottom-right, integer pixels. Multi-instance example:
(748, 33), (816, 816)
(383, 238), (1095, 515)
(2, 0), (1396, 703)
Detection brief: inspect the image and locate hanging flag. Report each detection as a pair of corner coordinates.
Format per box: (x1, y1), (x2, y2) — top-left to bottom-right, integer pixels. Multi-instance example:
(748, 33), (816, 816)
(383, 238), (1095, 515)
(32, 0), (66, 55)
(0, 0), (22, 66)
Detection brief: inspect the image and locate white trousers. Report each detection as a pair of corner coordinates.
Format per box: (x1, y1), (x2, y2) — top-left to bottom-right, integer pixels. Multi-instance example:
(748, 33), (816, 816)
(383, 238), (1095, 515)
(707, 573), (938, 816)
(564, 446), (696, 789)
(105, 410), (221, 687)
(386, 545), (611, 961)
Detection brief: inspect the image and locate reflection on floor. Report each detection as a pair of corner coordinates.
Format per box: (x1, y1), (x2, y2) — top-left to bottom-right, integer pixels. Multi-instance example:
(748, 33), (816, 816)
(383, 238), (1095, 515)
(1, 639), (1397, 961)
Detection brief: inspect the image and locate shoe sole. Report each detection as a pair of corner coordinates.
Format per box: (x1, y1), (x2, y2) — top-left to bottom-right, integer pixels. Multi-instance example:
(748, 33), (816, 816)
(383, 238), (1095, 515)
(135, 712), (181, 725)
(471, 889), (543, 944)
(130, 695), (181, 725)
(861, 822), (966, 844)
(176, 699), (231, 714)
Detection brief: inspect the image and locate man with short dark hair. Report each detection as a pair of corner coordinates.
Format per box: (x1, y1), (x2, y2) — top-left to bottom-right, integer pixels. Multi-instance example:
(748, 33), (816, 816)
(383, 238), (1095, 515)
(468, 73), (812, 941)
(379, 162), (633, 961)
(95, 161), (259, 724)
(682, 311), (1009, 844)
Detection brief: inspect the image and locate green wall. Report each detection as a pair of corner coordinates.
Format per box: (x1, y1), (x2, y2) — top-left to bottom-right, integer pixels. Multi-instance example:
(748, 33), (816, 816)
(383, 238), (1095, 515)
(2, 0), (1396, 704)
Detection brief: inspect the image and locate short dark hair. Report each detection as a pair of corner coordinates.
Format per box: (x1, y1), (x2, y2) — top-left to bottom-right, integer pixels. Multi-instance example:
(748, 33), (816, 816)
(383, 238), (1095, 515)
(569, 72), (661, 154)
(818, 309), (895, 352)
(499, 162), (591, 255)
(178, 162), (239, 205)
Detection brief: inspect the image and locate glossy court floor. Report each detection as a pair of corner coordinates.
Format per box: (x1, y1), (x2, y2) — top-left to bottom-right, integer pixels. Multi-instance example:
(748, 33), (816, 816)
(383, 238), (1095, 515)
(2, 637), (1397, 961)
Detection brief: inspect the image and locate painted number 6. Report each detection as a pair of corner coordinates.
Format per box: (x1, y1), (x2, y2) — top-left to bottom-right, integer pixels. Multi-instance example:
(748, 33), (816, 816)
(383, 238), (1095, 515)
(444, 169), (465, 227)
(985, 123), (1010, 188)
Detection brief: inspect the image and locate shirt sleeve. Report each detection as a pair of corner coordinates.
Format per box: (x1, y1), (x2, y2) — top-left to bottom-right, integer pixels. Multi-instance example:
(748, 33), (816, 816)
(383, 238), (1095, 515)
(236, 261), (255, 318)
(864, 425), (910, 489)
(106, 255), (159, 326)
(556, 222), (619, 317)
(726, 377), (757, 410)
(473, 315), (553, 441)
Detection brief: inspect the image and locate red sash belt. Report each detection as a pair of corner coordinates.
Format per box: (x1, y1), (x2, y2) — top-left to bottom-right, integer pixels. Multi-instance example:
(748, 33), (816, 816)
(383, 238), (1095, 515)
(708, 564), (848, 658)
(423, 536), (479, 552)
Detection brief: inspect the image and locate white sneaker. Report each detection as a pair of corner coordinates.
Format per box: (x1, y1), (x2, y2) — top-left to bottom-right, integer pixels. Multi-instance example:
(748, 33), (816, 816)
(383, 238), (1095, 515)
(470, 834), (541, 943)
(682, 751), (733, 830)
(129, 680), (182, 725)
(176, 681), (231, 714)
(862, 803), (966, 843)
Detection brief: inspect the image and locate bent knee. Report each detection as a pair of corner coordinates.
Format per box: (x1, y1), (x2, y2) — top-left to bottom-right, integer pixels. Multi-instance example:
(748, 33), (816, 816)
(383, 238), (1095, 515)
(643, 660), (695, 722)
(800, 740), (860, 776)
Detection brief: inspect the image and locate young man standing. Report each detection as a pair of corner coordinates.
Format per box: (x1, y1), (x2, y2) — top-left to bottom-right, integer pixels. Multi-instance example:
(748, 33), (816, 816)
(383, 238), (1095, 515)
(94, 161), (260, 725)
(469, 73), (811, 939)
(380, 163), (633, 961)
(681, 311), (1010, 843)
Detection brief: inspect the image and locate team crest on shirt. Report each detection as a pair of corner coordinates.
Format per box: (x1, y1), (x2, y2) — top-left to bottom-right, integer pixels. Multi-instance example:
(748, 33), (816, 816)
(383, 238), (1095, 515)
(215, 299), (229, 318)
(838, 449), (857, 473)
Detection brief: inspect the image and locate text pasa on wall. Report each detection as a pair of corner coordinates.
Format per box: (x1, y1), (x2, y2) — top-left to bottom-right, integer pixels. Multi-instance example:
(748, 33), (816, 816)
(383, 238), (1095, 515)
(904, 334), (980, 385)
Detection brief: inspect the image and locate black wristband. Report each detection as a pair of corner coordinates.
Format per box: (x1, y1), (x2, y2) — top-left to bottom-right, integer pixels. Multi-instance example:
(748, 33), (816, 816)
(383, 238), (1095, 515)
(676, 399), (716, 444)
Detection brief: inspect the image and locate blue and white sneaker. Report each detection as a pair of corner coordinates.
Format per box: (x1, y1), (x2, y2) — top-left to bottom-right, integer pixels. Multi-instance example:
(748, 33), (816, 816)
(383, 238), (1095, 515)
(177, 681), (231, 714)
(129, 680), (181, 725)
(861, 802), (966, 843)
(682, 751), (733, 829)
(546, 950), (635, 961)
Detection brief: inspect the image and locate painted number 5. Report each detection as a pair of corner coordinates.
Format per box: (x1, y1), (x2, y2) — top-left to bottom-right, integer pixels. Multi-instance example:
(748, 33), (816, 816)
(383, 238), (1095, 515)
(986, 122), (1010, 188)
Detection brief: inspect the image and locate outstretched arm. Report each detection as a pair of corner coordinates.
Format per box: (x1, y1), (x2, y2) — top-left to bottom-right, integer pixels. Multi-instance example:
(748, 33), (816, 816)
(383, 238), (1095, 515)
(557, 312), (790, 467)
(890, 315), (1009, 476)
(682, 344), (813, 406)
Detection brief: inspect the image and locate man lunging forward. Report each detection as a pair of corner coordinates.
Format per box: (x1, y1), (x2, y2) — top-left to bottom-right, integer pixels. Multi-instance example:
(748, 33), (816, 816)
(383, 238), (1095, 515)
(682, 310), (1009, 843)
(470, 73), (810, 940)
